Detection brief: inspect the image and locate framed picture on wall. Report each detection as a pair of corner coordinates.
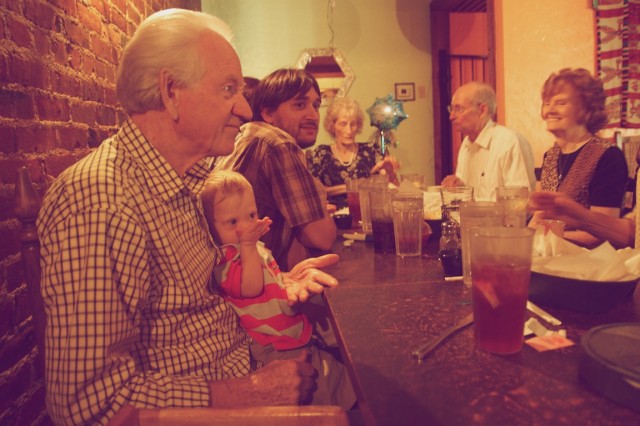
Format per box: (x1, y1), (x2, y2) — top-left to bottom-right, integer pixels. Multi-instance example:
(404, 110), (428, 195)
(395, 82), (415, 101)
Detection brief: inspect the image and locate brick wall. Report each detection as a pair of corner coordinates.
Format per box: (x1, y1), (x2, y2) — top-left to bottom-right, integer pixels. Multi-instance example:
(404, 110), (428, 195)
(0, 1), (200, 425)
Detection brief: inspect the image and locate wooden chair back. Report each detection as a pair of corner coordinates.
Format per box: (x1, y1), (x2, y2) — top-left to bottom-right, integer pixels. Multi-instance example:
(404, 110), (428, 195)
(15, 167), (45, 376)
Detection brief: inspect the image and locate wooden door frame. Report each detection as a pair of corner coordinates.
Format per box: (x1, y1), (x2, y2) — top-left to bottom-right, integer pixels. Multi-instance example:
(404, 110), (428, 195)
(430, 0), (496, 183)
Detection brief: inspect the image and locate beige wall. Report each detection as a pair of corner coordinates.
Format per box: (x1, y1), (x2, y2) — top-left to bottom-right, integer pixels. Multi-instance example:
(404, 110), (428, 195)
(495, 0), (596, 166)
(202, 0), (436, 183)
(203, 0), (599, 179)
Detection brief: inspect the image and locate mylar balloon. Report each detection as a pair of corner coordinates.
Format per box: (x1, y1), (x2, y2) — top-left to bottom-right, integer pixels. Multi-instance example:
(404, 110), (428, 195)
(366, 94), (408, 131)
(366, 94), (408, 155)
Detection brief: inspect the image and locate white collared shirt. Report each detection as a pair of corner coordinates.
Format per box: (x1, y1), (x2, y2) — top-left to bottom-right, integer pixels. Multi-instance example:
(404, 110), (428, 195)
(455, 120), (535, 201)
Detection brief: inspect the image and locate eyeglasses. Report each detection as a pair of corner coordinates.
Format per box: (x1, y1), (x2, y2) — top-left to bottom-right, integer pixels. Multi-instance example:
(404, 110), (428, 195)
(447, 103), (479, 114)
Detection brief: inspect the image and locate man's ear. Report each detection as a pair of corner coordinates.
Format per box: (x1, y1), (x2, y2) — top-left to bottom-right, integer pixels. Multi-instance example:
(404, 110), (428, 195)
(261, 107), (275, 124)
(159, 69), (179, 121)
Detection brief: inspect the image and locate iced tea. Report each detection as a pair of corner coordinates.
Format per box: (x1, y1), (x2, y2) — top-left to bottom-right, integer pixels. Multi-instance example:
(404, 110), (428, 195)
(471, 261), (530, 354)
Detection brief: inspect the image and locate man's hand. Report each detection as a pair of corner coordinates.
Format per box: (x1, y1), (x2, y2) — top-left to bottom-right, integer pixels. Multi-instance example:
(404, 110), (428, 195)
(282, 254), (339, 305)
(237, 217), (272, 246)
(210, 351), (315, 407)
(441, 174), (464, 187)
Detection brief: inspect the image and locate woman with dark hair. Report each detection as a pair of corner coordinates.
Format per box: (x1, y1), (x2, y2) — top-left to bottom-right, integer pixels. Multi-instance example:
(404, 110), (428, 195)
(531, 68), (628, 247)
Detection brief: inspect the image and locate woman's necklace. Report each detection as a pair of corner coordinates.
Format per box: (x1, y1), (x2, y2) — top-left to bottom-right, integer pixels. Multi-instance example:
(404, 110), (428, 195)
(557, 134), (592, 181)
(557, 152), (573, 182)
(332, 145), (356, 166)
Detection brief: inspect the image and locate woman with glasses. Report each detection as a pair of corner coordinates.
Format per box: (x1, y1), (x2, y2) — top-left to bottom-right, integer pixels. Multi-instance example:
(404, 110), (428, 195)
(530, 68), (628, 247)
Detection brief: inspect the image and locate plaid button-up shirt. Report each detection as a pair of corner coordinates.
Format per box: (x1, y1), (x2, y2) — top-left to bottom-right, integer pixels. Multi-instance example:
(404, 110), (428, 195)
(37, 120), (251, 425)
(215, 122), (327, 270)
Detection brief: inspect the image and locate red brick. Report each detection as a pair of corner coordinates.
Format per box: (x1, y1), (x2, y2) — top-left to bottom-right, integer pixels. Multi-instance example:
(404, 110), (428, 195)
(82, 79), (103, 103)
(15, 125), (57, 153)
(24, 0), (56, 30)
(77, 2), (102, 34)
(68, 44), (82, 69)
(111, 0), (127, 17)
(7, 14), (33, 49)
(0, 126), (17, 154)
(0, 184), (17, 217)
(34, 29), (51, 57)
(50, 71), (82, 98)
(6, 258), (23, 292)
(0, 295), (12, 338)
(16, 382), (47, 426)
(35, 94), (70, 122)
(96, 105), (116, 126)
(93, 0), (107, 20)
(50, 38), (69, 66)
(49, 0), (78, 16)
(91, 34), (113, 61)
(0, 221), (20, 268)
(110, 8), (127, 34)
(104, 85), (117, 105)
(56, 126), (88, 150)
(0, 350), (32, 413)
(71, 102), (97, 125)
(0, 89), (34, 120)
(14, 289), (32, 324)
(64, 18), (91, 49)
(0, 159), (44, 185)
(82, 54), (96, 75)
(44, 149), (88, 177)
(8, 56), (49, 89)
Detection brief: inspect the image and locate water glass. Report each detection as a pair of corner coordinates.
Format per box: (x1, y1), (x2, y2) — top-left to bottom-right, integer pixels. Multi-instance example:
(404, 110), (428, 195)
(495, 186), (529, 227)
(358, 176), (388, 234)
(470, 226), (534, 354)
(459, 202), (503, 287)
(392, 193), (424, 257)
(345, 178), (362, 224)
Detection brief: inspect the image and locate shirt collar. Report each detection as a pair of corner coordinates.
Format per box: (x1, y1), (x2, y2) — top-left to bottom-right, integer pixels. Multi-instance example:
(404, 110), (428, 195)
(471, 119), (496, 149)
(117, 119), (213, 200)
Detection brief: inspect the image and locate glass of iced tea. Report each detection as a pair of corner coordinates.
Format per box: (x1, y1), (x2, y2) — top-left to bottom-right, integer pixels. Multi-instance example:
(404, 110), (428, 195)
(469, 226), (534, 355)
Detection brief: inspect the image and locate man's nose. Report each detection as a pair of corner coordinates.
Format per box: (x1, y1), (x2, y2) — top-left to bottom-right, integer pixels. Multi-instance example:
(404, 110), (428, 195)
(234, 94), (253, 122)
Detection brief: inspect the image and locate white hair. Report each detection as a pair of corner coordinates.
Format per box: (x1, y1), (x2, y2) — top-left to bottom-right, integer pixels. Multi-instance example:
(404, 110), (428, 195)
(116, 9), (234, 114)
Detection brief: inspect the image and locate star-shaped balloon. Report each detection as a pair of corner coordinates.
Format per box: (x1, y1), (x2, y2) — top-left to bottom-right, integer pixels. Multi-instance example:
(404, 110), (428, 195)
(366, 94), (408, 155)
(366, 94), (408, 131)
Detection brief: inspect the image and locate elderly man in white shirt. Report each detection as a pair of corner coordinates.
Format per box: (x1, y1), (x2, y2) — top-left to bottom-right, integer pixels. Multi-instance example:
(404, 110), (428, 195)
(441, 81), (535, 201)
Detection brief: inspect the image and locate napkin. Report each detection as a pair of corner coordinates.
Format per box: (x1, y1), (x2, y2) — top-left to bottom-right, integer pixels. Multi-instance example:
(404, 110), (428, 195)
(423, 191), (442, 220)
(532, 226), (640, 281)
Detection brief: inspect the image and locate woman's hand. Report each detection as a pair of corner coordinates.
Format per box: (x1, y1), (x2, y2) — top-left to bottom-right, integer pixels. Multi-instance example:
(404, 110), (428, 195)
(371, 156), (400, 185)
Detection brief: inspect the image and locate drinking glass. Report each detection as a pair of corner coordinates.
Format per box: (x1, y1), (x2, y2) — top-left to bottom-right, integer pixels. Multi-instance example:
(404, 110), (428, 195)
(440, 186), (474, 224)
(370, 188), (396, 254)
(470, 226), (534, 355)
(392, 192), (424, 257)
(345, 178), (362, 224)
(358, 176), (388, 234)
(459, 202), (503, 287)
(495, 186), (529, 227)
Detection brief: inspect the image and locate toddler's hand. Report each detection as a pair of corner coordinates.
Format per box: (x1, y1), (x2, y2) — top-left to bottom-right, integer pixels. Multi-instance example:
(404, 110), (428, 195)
(237, 217), (272, 246)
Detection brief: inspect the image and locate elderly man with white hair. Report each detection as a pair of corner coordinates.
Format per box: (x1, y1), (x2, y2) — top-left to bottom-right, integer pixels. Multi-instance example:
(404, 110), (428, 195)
(441, 81), (535, 201)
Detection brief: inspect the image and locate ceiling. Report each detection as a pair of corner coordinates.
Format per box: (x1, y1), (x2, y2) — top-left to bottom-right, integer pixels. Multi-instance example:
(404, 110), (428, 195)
(430, 0), (486, 12)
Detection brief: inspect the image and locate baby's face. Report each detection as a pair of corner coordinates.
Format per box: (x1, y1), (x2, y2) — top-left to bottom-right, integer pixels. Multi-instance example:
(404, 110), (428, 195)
(213, 189), (258, 245)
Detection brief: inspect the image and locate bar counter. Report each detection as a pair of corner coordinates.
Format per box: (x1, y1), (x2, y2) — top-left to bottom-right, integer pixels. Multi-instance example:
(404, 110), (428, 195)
(322, 237), (640, 426)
